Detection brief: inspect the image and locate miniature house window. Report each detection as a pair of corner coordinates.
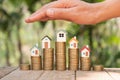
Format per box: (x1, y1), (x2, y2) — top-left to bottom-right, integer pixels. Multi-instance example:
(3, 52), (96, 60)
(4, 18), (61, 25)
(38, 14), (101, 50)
(59, 34), (61, 37)
(32, 51), (34, 53)
(83, 52), (86, 55)
(59, 34), (64, 37)
(62, 34), (64, 37)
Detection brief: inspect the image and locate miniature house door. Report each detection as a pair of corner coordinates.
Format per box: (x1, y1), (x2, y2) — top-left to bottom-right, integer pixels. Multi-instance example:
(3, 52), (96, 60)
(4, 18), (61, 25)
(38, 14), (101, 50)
(74, 43), (76, 48)
(44, 42), (48, 48)
(86, 51), (88, 56)
(35, 50), (38, 55)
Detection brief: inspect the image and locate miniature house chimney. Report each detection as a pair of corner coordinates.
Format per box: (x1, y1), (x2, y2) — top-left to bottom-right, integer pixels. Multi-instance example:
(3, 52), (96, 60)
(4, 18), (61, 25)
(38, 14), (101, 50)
(74, 36), (76, 39)
(36, 43), (38, 47)
(86, 45), (89, 48)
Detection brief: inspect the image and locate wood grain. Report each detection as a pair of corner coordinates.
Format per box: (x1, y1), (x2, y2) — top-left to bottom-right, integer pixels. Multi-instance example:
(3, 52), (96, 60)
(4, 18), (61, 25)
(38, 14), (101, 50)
(0, 67), (17, 79)
(0, 69), (44, 80)
(1, 67), (120, 80)
(105, 68), (120, 80)
(76, 70), (113, 80)
(38, 70), (75, 80)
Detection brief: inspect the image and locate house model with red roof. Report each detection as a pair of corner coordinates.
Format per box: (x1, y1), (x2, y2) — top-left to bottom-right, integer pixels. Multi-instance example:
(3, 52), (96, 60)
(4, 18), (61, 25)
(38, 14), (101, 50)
(69, 36), (78, 48)
(80, 45), (90, 57)
(30, 43), (40, 56)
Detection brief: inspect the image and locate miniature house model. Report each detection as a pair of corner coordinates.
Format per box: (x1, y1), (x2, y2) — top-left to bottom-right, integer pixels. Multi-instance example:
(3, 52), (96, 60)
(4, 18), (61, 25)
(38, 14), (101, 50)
(30, 44), (40, 56)
(56, 30), (66, 42)
(42, 36), (51, 48)
(80, 45), (90, 57)
(69, 36), (78, 48)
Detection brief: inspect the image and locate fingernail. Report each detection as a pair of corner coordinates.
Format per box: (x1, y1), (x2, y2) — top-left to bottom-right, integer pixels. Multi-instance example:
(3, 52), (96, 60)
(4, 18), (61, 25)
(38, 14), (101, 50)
(47, 9), (54, 17)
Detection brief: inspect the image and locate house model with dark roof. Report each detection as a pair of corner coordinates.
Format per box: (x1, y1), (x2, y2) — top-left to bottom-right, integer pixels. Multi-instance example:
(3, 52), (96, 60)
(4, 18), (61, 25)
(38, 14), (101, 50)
(30, 43), (40, 56)
(41, 36), (51, 49)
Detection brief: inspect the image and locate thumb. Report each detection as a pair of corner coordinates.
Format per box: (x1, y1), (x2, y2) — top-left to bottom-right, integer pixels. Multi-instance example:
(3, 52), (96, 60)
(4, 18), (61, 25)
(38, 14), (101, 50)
(46, 8), (71, 20)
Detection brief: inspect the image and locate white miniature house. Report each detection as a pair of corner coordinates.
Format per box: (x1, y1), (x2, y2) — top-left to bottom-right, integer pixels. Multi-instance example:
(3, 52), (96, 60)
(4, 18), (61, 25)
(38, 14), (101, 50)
(41, 36), (51, 48)
(69, 36), (78, 48)
(80, 45), (90, 57)
(56, 30), (66, 42)
(30, 44), (40, 56)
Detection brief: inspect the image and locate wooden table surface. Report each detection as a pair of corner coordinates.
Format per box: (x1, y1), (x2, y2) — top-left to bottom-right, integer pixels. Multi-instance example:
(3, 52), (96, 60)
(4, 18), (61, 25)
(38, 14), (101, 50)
(0, 67), (120, 80)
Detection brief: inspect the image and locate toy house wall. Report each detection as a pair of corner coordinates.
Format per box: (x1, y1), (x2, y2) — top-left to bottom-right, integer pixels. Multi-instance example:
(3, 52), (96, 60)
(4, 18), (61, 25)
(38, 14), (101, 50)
(42, 37), (50, 48)
(31, 47), (39, 56)
(69, 41), (78, 48)
(81, 49), (90, 57)
(56, 31), (66, 42)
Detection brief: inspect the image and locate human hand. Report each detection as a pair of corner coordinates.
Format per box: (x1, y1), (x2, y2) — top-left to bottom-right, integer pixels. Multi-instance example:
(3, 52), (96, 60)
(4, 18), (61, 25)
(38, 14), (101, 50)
(25, 0), (103, 24)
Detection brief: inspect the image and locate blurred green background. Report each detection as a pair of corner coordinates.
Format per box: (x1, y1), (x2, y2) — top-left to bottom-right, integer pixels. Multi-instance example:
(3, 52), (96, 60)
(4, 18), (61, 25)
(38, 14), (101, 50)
(0, 0), (120, 67)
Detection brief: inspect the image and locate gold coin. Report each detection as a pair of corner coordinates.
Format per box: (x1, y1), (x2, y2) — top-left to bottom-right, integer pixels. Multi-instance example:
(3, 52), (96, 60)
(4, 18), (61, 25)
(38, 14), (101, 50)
(68, 48), (79, 54)
(80, 57), (90, 60)
(31, 56), (41, 64)
(55, 42), (66, 46)
(69, 66), (78, 70)
(93, 65), (104, 71)
(43, 48), (54, 52)
(32, 64), (42, 70)
(81, 68), (91, 71)
(20, 64), (30, 70)
(56, 67), (66, 71)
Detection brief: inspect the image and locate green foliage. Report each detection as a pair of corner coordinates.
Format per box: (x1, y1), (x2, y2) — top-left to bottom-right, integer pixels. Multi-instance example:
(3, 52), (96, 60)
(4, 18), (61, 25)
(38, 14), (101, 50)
(0, 0), (3, 4)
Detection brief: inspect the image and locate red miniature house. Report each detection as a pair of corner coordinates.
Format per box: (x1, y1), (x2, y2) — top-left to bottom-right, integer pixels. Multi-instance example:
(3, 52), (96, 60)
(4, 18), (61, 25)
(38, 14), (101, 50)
(80, 45), (90, 57)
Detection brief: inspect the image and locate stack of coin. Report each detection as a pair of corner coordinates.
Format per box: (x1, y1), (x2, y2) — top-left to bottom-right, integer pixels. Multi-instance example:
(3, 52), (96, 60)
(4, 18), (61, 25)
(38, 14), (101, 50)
(20, 64), (30, 70)
(93, 65), (104, 71)
(43, 48), (54, 70)
(68, 48), (79, 70)
(55, 42), (66, 70)
(31, 56), (42, 70)
(80, 57), (91, 71)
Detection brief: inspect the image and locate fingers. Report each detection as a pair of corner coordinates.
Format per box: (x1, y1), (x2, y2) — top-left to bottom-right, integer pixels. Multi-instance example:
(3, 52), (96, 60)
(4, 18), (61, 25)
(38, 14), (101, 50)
(25, 1), (64, 23)
(40, 18), (50, 22)
(33, 8), (71, 22)
(25, 11), (46, 23)
(28, 2), (53, 18)
(46, 8), (71, 20)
